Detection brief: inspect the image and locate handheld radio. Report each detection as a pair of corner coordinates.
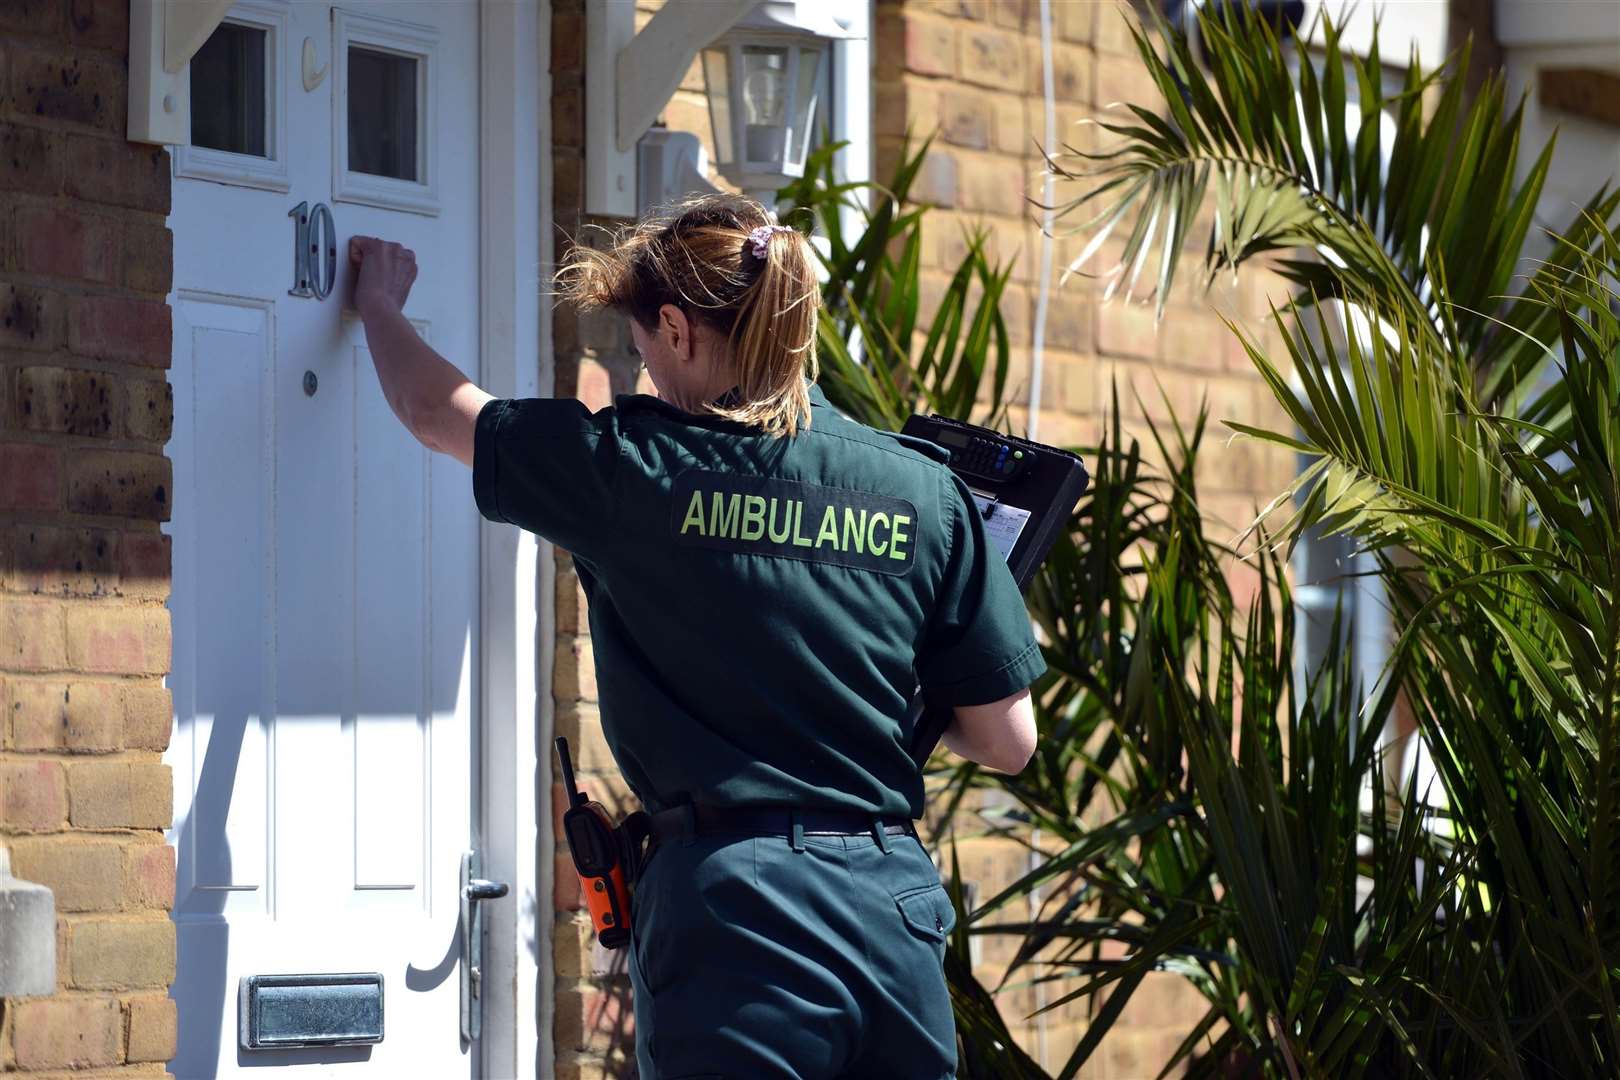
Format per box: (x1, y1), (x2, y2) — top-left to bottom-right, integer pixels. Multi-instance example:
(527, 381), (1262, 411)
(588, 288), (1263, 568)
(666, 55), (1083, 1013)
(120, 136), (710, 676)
(555, 736), (634, 949)
(899, 415), (1090, 766)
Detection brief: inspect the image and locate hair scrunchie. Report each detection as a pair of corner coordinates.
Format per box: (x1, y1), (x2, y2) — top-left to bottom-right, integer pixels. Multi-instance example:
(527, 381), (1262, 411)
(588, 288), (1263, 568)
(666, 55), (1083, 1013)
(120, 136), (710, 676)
(745, 223), (795, 260)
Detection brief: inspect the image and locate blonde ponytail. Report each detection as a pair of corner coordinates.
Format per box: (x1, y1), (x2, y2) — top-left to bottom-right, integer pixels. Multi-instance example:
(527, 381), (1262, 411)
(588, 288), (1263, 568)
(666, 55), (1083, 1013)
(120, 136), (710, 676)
(556, 194), (821, 437)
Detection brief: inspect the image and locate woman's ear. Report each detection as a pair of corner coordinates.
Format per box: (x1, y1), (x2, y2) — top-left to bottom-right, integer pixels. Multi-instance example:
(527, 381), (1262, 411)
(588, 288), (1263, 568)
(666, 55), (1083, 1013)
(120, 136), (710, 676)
(658, 303), (692, 362)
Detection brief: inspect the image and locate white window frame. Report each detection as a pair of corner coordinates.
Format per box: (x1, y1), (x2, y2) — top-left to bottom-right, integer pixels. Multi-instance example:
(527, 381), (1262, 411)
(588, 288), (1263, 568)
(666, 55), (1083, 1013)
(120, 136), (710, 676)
(331, 8), (441, 216)
(173, 0), (290, 193)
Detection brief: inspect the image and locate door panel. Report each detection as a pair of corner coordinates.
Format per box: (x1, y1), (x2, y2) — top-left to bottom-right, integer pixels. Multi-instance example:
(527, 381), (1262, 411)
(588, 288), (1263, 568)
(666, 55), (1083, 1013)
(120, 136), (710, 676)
(167, 2), (480, 1076)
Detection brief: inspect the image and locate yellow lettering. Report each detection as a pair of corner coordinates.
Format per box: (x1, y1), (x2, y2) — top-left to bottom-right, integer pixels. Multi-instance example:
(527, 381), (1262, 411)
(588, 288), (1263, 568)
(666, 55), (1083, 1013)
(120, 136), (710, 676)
(680, 491), (707, 536)
(889, 514), (911, 561)
(842, 507), (867, 554)
(816, 505), (841, 549)
(767, 498), (793, 544)
(791, 502), (814, 547)
(867, 511), (890, 557)
(741, 495), (767, 541)
(711, 492), (740, 539)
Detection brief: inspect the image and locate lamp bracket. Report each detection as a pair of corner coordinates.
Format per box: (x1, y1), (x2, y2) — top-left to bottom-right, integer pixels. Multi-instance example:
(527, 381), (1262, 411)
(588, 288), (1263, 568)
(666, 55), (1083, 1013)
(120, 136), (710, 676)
(129, 0), (235, 145)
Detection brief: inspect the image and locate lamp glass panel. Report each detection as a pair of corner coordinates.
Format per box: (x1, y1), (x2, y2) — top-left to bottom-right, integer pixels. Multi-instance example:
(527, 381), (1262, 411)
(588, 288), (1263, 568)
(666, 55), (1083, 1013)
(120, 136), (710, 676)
(701, 46), (734, 165)
(790, 44), (825, 168)
(739, 44), (789, 165)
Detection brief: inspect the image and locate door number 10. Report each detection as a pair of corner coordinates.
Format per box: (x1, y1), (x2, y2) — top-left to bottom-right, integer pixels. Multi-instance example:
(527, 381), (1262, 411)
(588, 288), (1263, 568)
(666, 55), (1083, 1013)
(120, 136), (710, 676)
(289, 201), (337, 300)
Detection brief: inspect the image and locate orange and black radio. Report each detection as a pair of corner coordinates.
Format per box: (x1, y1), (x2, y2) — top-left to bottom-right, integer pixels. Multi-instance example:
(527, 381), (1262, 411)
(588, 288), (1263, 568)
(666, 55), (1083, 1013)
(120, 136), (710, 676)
(555, 736), (635, 950)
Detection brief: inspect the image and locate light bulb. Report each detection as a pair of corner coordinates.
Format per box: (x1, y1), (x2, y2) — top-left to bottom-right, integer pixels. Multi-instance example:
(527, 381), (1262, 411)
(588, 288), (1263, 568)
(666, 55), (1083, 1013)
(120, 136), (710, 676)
(742, 61), (785, 126)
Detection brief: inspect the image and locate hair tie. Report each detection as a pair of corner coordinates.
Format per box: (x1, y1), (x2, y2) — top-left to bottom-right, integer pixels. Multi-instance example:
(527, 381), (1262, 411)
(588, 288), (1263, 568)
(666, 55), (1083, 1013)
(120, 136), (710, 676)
(746, 224), (794, 260)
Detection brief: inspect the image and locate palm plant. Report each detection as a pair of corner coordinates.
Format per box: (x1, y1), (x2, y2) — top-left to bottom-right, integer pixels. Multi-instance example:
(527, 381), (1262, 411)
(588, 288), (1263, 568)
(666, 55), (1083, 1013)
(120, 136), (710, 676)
(1036, 4), (1620, 1075)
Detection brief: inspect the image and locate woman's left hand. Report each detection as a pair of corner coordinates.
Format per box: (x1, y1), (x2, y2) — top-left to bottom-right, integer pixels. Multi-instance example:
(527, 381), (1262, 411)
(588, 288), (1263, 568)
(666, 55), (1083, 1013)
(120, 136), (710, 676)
(350, 235), (418, 316)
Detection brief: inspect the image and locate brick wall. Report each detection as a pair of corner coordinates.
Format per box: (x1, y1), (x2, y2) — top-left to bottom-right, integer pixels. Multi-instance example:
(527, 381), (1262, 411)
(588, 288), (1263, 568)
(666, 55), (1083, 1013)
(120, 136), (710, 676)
(0, 0), (178, 1075)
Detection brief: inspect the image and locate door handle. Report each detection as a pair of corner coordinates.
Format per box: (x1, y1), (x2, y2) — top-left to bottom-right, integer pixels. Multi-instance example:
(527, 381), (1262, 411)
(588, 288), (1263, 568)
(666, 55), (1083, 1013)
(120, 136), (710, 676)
(459, 851), (509, 1043)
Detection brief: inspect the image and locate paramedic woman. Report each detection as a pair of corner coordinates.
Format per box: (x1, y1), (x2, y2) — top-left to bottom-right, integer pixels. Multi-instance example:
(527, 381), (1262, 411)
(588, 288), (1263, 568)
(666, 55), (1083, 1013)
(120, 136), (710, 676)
(349, 193), (1041, 1080)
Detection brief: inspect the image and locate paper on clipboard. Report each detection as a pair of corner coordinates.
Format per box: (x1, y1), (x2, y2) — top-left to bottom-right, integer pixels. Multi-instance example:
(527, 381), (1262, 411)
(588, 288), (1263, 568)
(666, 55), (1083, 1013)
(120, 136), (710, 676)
(968, 491), (1030, 561)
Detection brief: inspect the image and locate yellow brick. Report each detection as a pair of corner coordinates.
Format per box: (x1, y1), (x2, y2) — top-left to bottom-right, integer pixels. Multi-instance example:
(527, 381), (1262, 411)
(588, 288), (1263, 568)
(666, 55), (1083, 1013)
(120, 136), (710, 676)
(68, 917), (175, 990)
(67, 761), (172, 828)
(7, 837), (124, 912)
(125, 992), (179, 1063)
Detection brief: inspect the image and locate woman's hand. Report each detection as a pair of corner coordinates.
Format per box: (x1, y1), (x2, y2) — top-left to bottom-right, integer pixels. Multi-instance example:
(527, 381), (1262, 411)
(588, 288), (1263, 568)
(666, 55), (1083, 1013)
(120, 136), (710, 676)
(350, 235), (418, 317)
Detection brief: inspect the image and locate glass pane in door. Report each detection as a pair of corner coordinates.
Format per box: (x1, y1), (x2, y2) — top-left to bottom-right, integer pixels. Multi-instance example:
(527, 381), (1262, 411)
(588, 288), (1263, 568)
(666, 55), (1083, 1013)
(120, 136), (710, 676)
(348, 46), (419, 181)
(191, 22), (268, 157)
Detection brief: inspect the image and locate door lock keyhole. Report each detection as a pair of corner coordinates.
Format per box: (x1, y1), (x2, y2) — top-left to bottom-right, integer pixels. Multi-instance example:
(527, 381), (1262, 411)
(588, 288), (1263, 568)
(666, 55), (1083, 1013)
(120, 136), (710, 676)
(303, 371), (318, 396)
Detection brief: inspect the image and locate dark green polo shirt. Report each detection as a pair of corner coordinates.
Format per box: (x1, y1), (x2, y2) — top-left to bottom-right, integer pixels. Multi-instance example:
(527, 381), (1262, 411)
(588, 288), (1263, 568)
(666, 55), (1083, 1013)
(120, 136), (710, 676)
(473, 383), (1044, 818)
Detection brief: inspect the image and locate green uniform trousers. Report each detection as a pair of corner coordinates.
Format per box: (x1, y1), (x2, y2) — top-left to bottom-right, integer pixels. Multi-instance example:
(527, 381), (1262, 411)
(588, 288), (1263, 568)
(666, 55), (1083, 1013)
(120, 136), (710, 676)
(628, 822), (959, 1079)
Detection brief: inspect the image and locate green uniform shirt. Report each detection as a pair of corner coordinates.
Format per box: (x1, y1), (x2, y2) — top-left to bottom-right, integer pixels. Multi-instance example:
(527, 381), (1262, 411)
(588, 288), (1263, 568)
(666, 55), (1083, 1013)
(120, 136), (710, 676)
(473, 383), (1044, 818)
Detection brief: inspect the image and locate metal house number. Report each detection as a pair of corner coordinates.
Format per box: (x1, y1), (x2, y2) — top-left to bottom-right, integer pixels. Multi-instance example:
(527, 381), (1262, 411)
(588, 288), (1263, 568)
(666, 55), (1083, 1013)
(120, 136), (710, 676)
(288, 201), (337, 300)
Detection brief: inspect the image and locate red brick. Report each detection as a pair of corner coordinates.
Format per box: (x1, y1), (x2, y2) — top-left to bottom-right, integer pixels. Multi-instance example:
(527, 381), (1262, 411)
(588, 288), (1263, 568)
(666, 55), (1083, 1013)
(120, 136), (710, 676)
(0, 121), (62, 194)
(121, 221), (172, 294)
(63, 135), (170, 214)
(68, 294), (171, 366)
(0, 440), (63, 510)
(0, 758), (67, 830)
(9, 45), (125, 135)
(0, 0), (66, 38)
(11, 996), (121, 1069)
(551, 85), (582, 149)
(0, 594), (66, 670)
(125, 993), (178, 1063)
(8, 835), (124, 910)
(65, 603), (170, 675)
(14, 204), (119, 284)
(9, 677), (120, 750)
(67, 0), (125, 51)
(554, 850), (582, 910)
(68, 917), (175, 989)
(124, 839), (175, 908)
(551, 8), (583, 74)
(959, 26), (1022, 90)
(65, 450), (172, 520)
(905, 16), (956, 77)
(67, 760), (172, 828)
(123, 375), (172, 442)
(121, 682), (171, 751)
(15, 364), (120, 436)
(1, 280), (67, 350)
(939, 89), (992, 149)
(115, 528), (168, 598)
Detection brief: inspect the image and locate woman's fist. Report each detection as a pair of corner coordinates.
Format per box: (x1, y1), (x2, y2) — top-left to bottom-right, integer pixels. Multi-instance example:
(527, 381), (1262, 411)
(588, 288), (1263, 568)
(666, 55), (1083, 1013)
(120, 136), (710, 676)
(349, 235), (418, 316)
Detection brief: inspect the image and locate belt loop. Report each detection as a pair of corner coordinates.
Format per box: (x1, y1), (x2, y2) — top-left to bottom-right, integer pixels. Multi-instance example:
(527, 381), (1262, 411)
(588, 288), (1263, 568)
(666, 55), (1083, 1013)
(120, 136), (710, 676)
(871, 814), (891, 854)
(789, 809), (804, 853)
(679, 804), (697, 848)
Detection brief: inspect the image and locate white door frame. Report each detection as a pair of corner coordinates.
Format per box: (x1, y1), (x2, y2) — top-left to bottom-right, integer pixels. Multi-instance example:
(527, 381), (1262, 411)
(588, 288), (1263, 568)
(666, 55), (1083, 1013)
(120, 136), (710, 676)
(474, 1), (553, 1077)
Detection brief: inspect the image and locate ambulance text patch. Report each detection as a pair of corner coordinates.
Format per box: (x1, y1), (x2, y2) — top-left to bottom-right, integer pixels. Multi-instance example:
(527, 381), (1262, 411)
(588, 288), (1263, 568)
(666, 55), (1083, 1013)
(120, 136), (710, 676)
(671, 470), (918, 575)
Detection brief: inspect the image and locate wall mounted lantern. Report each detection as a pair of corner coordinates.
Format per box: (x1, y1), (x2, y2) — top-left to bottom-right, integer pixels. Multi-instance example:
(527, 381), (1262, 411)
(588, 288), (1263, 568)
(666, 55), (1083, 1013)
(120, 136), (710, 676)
(587, 0), (861, 216)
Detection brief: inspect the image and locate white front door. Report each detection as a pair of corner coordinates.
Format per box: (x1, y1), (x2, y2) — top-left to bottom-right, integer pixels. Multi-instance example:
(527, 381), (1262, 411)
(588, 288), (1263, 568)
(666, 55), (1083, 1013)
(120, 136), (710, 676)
(166, 2), (482, 1076)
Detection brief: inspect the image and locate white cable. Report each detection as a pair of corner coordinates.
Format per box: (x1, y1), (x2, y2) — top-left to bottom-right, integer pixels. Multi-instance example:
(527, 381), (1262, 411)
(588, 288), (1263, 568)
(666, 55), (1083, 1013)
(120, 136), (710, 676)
(1028, 0), (1058, 442)
(1030, 3), (1058, 1063)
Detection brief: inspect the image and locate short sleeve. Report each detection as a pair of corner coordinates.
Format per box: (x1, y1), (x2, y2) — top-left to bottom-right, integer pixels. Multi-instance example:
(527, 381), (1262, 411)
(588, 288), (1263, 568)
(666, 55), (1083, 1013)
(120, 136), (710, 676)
(473, 397), (621, 556)
(916, 473), (1046, 706)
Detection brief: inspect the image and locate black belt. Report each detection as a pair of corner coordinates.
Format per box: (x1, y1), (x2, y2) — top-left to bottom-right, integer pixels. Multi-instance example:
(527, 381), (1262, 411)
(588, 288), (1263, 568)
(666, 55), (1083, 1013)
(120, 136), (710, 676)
(649, 804), (916, 846)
